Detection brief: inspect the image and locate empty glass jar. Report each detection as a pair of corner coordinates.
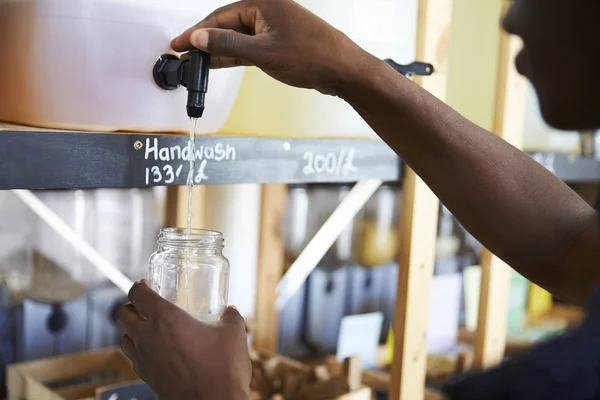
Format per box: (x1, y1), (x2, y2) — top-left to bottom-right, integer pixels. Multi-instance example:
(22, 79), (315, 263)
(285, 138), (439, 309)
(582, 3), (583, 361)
(149, 228), (229, 322)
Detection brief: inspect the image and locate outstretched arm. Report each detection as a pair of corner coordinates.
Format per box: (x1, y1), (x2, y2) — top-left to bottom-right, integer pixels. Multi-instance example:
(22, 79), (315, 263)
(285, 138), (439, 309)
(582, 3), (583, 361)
(173, 0), (600, 306)
(340, 58), (600, 306)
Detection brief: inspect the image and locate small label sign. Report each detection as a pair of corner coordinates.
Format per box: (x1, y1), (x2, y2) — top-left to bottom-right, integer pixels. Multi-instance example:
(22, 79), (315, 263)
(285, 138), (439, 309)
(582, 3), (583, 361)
(97, 382), (157, 400)
(336, 312), (383, 369)
(128, 135), (399, 187)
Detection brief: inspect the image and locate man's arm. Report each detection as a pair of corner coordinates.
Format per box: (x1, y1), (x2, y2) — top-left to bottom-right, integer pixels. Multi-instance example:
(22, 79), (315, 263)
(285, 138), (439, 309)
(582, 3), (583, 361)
(172, 0), (600, 306)
(341, 57), (600, 306)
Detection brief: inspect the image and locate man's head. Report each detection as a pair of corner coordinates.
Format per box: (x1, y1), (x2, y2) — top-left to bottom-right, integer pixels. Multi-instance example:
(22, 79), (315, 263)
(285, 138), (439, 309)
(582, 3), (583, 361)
(503, 0), (600, 131)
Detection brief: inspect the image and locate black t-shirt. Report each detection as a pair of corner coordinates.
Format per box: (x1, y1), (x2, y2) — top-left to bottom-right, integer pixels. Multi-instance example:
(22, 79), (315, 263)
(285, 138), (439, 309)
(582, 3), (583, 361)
(444, 285), (600, 400)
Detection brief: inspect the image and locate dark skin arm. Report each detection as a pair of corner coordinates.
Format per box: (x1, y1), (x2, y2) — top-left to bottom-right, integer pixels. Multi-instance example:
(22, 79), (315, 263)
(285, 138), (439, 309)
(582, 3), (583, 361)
(171, 0), (600, 306)
(342, 59), (600, 307)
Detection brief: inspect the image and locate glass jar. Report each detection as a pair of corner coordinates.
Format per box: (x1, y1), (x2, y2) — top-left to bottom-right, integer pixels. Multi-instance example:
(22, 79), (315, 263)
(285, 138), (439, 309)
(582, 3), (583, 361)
(149, 228), (229, 322)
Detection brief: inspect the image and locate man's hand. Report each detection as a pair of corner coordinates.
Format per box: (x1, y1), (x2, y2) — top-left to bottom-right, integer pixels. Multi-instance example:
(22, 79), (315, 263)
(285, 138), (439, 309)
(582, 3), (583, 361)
(116, 281), (251, 400)
(170, 0), (375, 96)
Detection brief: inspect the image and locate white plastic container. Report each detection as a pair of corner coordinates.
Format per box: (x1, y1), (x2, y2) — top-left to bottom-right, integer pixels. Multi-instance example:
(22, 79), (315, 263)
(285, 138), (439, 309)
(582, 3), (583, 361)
(0, 0), (243, 134)
(220, 0), (419, 139)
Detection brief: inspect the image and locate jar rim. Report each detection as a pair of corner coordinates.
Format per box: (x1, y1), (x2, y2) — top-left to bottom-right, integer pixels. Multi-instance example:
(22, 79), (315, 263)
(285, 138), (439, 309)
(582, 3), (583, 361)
(158, 227), (224, 248)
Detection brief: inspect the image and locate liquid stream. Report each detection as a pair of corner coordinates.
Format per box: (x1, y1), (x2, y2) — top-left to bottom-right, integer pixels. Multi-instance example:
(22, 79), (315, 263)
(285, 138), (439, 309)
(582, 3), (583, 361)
(184, 118), (198, 313)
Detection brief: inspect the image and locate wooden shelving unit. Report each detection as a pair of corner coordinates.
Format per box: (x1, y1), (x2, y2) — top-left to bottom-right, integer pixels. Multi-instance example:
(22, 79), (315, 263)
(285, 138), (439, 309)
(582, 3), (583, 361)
(1, 1), (598, 399)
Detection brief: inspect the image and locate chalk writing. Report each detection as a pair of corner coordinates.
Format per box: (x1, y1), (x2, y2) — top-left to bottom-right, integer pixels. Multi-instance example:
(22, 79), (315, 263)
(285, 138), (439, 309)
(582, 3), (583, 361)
(143, 138), (235, 185)
(302, 148), (358, 177)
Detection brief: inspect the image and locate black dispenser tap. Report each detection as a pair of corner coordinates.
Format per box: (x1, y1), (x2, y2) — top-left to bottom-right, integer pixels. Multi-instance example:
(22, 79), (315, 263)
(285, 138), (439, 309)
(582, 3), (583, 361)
(153, 54), (431, 117)
(153, 50), (211, 118)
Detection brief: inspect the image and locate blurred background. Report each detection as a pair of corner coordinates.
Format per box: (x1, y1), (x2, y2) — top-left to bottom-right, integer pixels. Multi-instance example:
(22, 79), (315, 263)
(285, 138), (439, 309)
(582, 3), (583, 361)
(0, 0), (599, 398)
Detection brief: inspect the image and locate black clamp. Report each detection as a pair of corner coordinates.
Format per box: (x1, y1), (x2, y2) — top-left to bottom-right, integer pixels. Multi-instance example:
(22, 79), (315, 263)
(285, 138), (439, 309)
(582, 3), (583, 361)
(385, 59), (434, 78)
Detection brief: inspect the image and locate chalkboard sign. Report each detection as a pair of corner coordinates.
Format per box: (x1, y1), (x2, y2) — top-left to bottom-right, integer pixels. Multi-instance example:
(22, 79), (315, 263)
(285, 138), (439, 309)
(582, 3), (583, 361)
(97, 381), (157, 400)
(0, 131), (402, 189)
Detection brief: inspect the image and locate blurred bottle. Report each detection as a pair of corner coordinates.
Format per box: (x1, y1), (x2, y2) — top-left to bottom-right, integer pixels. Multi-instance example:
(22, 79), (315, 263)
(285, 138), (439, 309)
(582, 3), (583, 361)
(304, 185), (354, 353)
(34, 189), (162, 286)
(278, 185), (311, 356)
(349, 184), (400, 337)
(353, 184), (400, 269)
(0, 191), (33, 302)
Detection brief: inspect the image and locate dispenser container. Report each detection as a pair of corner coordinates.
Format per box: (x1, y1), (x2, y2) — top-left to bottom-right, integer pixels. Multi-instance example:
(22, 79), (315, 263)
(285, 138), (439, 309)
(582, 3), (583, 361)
(0, 0), (243, 134)
(148, 228), (230, 322)
(19, 296), (88, 361)
(349, 184), (400, 334)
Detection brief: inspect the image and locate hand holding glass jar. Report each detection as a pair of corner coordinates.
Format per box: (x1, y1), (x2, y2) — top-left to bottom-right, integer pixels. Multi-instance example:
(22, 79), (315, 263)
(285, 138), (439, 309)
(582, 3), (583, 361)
(148, 228), (230, 322)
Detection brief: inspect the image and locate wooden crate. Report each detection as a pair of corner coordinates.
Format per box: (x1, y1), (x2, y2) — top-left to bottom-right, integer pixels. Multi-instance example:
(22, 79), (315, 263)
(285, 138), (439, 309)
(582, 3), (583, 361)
(7, 347), (139, 400)
(250, 350), (370, 400)
(311, 354), (451, 400)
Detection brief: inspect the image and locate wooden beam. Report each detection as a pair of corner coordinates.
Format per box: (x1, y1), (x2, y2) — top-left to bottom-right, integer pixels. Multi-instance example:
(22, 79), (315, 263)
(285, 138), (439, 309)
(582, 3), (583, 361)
(389, 0), (452, 399)
(253, 184), (287, 352)
(389, 172), (440, 400)
(473, 250), (512, 370)
(473, 0), (527, 370)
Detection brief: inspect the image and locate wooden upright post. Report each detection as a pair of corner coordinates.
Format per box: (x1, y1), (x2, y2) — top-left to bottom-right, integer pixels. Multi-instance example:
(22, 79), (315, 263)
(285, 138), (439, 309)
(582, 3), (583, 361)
(473, 0), (527, 370)
(253, 184), (287, 352)
(389, 0), (452, 399)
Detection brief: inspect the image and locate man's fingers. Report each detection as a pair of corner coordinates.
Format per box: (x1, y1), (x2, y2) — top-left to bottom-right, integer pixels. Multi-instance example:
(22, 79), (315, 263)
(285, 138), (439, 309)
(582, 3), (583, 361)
(128, 280), (167, 318)
(121, 333), (138, 362)
(220, 305), (245, 326)
(210, 56), (255, 69)
(189, 28), (261, 61)
(171, 2), (256, 52)
(116, 303), (146, 339)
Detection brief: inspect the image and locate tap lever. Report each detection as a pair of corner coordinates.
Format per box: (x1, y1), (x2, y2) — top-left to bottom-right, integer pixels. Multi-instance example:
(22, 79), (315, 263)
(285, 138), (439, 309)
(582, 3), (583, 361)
(185, 50), (210, 119)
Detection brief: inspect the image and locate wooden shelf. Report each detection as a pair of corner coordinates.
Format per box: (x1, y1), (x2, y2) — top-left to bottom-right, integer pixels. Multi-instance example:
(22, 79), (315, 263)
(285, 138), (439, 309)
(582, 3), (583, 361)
(0, 123), (401, 189)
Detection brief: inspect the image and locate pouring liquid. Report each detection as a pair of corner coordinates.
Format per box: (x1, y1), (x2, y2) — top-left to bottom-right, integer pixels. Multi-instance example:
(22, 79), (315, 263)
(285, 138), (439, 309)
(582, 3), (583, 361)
(184, 118), (198, 312)
(187, 118), (198, 233)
